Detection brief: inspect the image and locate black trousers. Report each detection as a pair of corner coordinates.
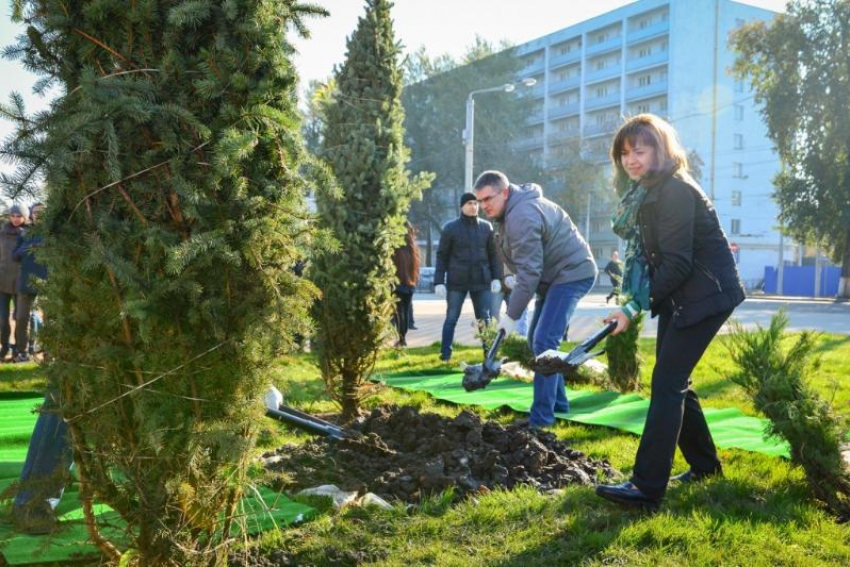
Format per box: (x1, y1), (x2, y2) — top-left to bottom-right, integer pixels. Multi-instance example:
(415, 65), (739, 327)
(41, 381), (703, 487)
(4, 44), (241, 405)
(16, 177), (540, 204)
(394, 288), (414, 342)
(630, 306), (732, 499)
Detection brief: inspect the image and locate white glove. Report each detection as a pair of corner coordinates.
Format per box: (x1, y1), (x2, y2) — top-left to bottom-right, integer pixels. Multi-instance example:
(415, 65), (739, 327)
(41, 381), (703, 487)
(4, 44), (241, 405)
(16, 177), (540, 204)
(264, 386), (284, 411)
(490, 279), (501, 294)
(435, 284), (446, 299)
(504, 275), (517, 290)
(497, 316), (518, 337)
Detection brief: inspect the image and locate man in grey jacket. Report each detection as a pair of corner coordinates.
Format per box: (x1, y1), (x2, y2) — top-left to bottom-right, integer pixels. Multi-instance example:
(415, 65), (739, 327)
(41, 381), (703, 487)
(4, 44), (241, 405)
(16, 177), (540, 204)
(474, 170), (597, 427)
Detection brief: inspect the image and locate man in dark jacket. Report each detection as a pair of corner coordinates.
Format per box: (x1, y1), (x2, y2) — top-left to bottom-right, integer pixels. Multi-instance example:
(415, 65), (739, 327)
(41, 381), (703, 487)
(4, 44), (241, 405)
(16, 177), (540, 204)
(434, 193), (502, 363)
(474, 171), (597, 427)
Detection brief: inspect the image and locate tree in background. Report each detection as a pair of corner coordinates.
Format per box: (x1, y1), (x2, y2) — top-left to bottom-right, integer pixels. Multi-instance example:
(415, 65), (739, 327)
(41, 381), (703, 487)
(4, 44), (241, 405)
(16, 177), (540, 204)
(1, 0), (325, 562)
(731, 0), (850, 298)
(313, 0), (431, 419)
(402, 40), (604, 265)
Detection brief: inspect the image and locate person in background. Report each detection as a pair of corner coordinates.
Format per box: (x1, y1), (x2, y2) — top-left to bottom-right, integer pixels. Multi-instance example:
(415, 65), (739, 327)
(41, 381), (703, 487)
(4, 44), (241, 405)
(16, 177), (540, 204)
(594, 114), (745, 510)
(391, 222), (420, 347)
(474, 171), (596, 427)
(0, 205), (25, 360)
(604, 250), (624, 304)
(434, 193), (502, 363)
(13, 203), (47, 363)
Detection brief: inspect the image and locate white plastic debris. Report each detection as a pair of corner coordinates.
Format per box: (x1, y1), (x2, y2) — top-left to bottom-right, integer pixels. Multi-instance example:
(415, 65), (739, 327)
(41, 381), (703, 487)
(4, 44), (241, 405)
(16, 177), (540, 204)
(359, 493), (393, 510)
(297, 485), (358, 509)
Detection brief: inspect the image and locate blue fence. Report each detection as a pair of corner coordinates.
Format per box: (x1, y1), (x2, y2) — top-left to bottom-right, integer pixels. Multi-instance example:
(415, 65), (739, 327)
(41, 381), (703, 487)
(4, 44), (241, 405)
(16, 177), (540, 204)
(763, 265), (841, 297)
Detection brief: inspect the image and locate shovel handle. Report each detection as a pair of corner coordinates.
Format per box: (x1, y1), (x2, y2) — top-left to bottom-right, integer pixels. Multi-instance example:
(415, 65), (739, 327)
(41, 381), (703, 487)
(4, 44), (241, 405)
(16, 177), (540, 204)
(578, 320), (618, 351)
(486, 328), (506, 365)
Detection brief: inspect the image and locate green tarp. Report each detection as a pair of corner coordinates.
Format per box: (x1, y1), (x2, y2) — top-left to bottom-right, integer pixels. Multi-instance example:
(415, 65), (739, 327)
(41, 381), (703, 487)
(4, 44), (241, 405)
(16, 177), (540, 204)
(0, 394), (314, 565)
(376, 371), (790, 458)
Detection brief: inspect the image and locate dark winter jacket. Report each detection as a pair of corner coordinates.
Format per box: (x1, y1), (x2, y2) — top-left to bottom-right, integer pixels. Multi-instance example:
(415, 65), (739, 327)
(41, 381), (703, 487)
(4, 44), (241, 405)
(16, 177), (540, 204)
(497, 184), (597, 320)
(639, 171), (745, 328)
(435, 214), (502, 292)
(13, 231), (47, 295)
(0, 222), (22, 295)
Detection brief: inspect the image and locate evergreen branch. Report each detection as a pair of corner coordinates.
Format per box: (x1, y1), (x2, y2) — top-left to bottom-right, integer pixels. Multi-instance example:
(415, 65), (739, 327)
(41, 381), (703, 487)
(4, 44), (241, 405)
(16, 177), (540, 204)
(70, 141), (210, 217)
(67, 341), (231, 422)
(66, 68), (160, 97)
(72, 28), (130, 65)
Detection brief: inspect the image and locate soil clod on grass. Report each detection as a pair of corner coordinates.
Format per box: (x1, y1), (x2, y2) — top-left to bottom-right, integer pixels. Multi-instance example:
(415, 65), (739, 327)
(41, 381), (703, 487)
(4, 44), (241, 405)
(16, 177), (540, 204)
(264, 404), (619, 503)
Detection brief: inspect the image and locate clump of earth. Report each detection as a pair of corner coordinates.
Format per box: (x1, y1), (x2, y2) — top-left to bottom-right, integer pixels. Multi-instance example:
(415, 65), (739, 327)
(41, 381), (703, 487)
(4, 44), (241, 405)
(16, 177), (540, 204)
(263, 404), (619, 503)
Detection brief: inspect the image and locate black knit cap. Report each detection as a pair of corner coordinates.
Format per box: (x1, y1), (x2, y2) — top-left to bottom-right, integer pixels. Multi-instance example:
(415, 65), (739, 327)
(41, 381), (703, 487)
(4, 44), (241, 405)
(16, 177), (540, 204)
(460, 193), (477, 206)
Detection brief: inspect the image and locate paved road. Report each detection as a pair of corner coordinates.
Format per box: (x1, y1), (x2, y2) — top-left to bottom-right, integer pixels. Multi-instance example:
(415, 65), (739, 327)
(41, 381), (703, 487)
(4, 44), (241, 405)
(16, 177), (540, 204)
(404, 292), (849, 348)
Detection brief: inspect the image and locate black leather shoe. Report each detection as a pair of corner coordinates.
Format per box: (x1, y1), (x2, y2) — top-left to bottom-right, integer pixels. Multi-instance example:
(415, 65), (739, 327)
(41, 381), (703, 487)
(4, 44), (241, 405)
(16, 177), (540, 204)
(595, 481), (660, 510)
(670, 467), (723, 484)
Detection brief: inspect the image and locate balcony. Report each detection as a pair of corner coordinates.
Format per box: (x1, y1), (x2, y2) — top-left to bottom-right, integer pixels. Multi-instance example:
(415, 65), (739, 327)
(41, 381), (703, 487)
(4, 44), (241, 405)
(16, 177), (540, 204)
(526, 83), (546, 99)
(526, 109), (545, 124)
(586, 35), (622, 56)
(584, 121), (620, 137)
(627, 20), (669, 44)
(548, 102), (580, 120)
(549, 49), (581, 68)
(584, 64), (621, 85)
(584, 92), (621, 111)
(625, 80), (668, 101)
(547, 129), (580, 144)
(514, 135), (545, 151)
(520, 58), (545, 76)
(547, 76), (581, 94)
(626, 50), (668, 72)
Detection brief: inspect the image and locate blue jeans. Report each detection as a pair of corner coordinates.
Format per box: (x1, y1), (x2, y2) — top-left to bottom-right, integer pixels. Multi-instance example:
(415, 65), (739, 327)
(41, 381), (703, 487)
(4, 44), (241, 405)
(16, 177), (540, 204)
(14, 387), (72, 511)
(440, 288), (492, 360)
(527, 276), (596, 427)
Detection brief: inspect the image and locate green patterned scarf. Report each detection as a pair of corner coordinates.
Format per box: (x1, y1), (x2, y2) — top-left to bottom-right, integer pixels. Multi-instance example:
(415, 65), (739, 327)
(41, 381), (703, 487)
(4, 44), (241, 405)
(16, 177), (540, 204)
(611, 181), (651, 311)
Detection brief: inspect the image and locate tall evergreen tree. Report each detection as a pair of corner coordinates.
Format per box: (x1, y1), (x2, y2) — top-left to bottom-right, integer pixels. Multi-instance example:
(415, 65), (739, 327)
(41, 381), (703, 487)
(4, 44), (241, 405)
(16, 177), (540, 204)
(1, 1), (325, 563)
(313, 0), (430, 419)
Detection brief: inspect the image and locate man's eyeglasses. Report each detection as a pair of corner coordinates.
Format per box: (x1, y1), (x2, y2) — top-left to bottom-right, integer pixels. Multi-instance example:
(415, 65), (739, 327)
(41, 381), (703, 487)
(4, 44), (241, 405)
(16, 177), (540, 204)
(476, 191), (502, 205)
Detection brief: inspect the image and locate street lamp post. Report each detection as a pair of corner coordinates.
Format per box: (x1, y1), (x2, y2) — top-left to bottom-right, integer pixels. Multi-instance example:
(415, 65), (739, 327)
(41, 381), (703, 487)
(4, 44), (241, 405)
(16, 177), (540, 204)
(463, 78), (537, 194)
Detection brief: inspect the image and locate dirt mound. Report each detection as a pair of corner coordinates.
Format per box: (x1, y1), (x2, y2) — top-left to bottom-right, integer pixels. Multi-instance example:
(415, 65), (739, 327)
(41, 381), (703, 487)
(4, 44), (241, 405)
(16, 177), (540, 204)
(263, 405), (618, 503)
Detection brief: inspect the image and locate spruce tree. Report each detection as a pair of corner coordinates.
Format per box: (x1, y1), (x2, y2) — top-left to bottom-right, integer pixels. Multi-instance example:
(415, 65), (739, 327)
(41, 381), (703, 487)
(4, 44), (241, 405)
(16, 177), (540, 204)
(313, 0), (430, 419)
(1, 1), (325, 563)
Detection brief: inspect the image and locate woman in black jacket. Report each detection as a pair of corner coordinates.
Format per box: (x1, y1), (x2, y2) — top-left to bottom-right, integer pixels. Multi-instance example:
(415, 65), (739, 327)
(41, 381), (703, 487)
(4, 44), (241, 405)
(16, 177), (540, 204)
(595, 114), (745, 509)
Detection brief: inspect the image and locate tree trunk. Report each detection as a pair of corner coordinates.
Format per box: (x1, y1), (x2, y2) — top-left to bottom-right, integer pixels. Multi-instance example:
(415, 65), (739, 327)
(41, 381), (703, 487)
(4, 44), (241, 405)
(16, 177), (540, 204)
(839, 228), (850, 299)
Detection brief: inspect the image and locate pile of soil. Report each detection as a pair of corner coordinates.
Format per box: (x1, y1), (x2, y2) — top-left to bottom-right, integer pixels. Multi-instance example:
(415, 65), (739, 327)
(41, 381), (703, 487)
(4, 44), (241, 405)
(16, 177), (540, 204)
(263, 404), (619, 503)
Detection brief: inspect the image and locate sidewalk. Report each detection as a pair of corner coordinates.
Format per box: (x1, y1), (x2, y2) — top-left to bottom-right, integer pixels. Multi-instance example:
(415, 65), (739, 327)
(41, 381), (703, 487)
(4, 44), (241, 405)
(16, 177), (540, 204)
(404, 291), (850, 349)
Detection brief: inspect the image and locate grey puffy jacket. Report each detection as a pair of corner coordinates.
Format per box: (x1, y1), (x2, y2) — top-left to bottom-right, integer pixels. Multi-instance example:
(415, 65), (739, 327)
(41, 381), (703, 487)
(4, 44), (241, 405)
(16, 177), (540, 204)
(497, 184), (597, 320)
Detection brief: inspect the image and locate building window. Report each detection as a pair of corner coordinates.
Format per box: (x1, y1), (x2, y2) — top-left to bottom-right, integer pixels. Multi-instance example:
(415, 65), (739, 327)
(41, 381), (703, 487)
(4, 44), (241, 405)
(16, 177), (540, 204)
(734, 133), (744, 149)
(596, 86), (608, 97)
(660, 40), (668, 51)
(734, 104), (744, 121)
(731, 190), (742, 206)
(639, 47), (650, 57)
(731, 219), (741, 235)
(659, 99), (668, 111)
(638, 74), (652, 87)
(639, 19), (649, 29)
(661, 11), (668, 21)
(596, 60), (605, 70)
(636, 103), (649, 113)
(596, 32), (609, 43)
(732, 162), (744, 178)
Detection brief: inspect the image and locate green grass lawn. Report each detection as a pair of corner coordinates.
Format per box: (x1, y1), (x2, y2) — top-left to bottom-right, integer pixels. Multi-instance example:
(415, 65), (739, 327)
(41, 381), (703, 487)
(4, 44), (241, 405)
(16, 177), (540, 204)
(5, 333), (850, 565)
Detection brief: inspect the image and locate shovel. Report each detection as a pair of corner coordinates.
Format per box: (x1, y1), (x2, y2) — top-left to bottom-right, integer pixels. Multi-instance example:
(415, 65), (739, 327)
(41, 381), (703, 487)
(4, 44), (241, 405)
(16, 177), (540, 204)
(462, 328), (506, 392)
(530, 321), (618, 375)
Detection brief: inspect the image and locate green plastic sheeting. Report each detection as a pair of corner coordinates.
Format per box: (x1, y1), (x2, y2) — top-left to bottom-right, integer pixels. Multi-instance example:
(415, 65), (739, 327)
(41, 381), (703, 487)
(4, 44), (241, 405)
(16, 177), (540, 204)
(0, 395), (315, 565)
(376, 371), (790, 459)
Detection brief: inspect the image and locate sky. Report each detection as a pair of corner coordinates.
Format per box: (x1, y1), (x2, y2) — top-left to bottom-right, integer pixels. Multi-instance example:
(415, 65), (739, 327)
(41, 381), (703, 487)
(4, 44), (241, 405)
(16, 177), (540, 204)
(0, 0), (788, 180)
